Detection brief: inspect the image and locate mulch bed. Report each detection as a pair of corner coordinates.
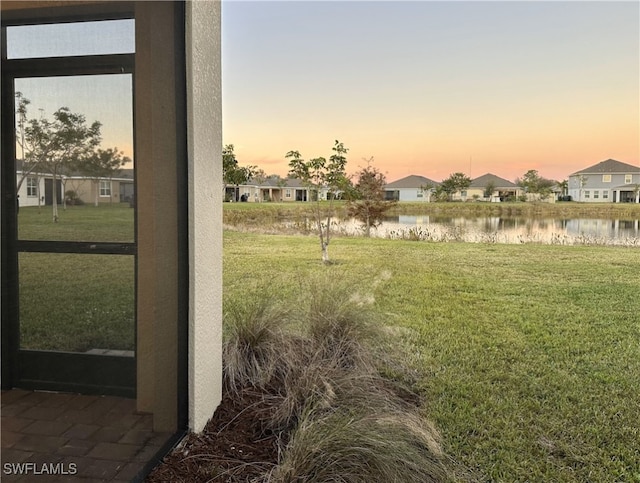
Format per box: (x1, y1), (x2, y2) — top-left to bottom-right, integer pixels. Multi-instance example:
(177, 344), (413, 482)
(146, 389), (281, 482)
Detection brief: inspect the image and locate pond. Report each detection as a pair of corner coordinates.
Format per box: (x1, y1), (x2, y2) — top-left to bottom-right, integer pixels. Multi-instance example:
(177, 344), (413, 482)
(338, 215), (640, 246)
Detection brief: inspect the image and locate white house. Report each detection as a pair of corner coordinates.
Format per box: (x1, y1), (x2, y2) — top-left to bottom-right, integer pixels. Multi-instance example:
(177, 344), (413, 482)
(384, 175), (439, 202)
(568, 159), (640, 203)
(466, 173), (522, 202)
(228, 177), (330, 202)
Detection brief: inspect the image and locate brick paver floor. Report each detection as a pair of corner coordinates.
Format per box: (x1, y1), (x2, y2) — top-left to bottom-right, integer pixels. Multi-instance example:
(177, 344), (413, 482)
(1, 389), (172, 482)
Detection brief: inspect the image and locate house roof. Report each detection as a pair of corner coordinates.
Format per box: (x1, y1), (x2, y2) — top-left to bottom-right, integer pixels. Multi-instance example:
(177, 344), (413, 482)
(469, 173), (516, 189)
(385, 175), (439, 189)
(282, 177), (306, 188)
(613, 184), (640, 190)
(16, 160), (135, 181)
(116, 168), (135, 180)
(571, 159), (640, 176)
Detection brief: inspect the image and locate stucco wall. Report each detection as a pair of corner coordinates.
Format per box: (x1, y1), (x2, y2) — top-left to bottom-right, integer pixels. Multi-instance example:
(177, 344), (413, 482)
(186, 0), (223, 433)
(397, 188), (430, 202)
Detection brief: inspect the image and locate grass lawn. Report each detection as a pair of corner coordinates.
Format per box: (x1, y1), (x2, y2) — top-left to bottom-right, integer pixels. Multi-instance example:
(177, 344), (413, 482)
(17, 204), (135, 351)
(14, 202), (640, 480)
(224, 230), (640, 482)
(18, 203), (134, 241)
(19, 252), (135, 352)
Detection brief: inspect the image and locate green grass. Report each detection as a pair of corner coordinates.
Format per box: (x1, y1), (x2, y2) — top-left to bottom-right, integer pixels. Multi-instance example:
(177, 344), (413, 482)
(18, 203), (134, 241)
(16, 204), (135, 351)
(223, 231), (640, 482)
(389, 201), (640, 219)
(14, 202), (640, 480)
(19, 252), (135, 352)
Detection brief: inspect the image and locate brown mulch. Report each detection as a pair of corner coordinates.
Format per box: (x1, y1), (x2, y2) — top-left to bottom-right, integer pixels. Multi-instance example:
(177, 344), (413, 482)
(146, 377), (425, 482)
(146, 389), (282, 482)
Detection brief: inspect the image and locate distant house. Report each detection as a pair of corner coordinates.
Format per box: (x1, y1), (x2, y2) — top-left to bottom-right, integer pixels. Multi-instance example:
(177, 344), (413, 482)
(282, 177), (315, 202)
(384, 175), (439, 202)
(226, 177), (328, 202)
(16, 163), (134, 207)
(466, 173), (521, 202)
(568, 159), (640, 203)
(65, 168), (135, 205)
(255, 176), (285, 202)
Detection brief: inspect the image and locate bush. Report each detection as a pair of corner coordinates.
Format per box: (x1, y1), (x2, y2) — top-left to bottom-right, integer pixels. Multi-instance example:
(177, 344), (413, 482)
(65, 190), (83, 206)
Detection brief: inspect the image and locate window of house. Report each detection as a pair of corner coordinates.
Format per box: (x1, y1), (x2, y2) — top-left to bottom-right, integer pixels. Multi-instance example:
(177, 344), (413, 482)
(416, 191), (423, 198)
(26, 177), (38, 197)
(99, 180), (111, 197)
(602, 174), (611, 183)
(584, 191), (590, 199)
(285, 189), (291, 198)
(625, 174), (633, 184)
(603, 191), (609, 199)
(593, 191), (599, 199)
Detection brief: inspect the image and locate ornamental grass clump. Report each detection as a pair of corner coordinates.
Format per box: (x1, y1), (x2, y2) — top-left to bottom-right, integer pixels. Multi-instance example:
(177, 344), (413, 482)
(269, 407), (446, 483)
(303, 280), (379, 371)
(222, 297), (294, 394)
(221, 281), (452, 482)
(257, 280), (380, 430)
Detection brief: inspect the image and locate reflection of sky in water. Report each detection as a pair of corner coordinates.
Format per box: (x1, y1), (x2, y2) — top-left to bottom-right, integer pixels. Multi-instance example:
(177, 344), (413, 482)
(341, 216), (640, 245)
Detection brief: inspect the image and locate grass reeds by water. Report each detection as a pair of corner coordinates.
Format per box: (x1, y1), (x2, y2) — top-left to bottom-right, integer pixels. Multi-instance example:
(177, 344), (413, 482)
(224, 230), (640, 482)
(223, 200), (640, 228)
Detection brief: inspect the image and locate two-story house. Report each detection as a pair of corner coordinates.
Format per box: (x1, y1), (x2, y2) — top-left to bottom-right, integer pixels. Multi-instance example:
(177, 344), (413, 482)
(568, 159), (640, 203)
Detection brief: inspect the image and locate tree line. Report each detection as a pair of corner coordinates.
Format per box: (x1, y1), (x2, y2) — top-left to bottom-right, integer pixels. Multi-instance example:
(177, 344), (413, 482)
(223, 141), (394, 263)
(223, 142), (570, 260)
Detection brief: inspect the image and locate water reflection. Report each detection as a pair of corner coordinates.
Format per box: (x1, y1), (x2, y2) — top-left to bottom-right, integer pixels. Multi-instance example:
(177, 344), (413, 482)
(346, 215), (640, 245)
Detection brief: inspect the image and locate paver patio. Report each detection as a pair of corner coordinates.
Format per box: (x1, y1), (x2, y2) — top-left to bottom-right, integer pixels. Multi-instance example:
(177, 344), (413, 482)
(1, 389), (172, 482)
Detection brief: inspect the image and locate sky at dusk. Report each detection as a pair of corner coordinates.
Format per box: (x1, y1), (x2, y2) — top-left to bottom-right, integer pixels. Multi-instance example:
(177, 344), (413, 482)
(8, 20), (135, 164)
(222, 1), (639, 183)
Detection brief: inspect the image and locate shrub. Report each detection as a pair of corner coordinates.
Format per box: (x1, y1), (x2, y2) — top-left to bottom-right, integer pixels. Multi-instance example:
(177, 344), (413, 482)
(65, 190), (83, 206)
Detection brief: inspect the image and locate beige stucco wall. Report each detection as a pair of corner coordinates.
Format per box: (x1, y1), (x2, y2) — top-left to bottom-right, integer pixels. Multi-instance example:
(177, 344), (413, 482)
(186, 0), (223, 433)
(135, 2), (180, 432)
